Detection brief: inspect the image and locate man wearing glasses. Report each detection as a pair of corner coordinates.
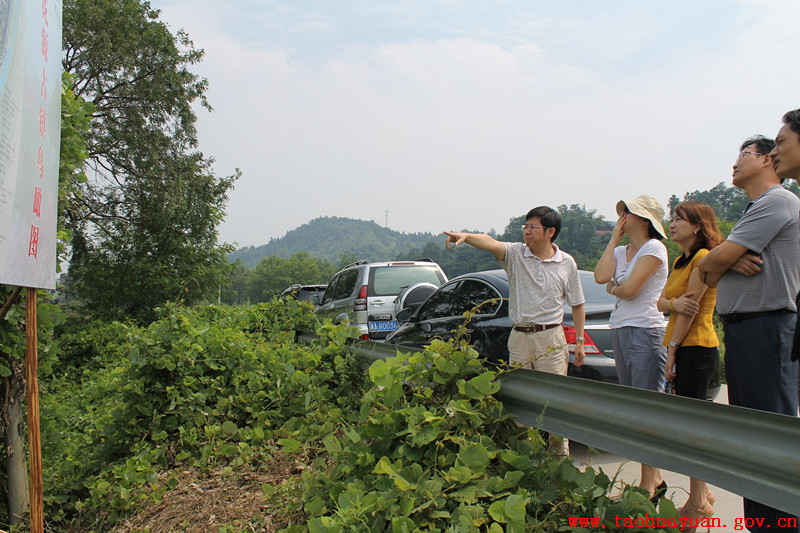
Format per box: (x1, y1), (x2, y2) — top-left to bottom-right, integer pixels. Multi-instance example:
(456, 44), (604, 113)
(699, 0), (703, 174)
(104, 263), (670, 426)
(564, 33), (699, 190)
(698, 135), (800, 532)
(770, 111), (800, 361)
(444, 206), (586, 456)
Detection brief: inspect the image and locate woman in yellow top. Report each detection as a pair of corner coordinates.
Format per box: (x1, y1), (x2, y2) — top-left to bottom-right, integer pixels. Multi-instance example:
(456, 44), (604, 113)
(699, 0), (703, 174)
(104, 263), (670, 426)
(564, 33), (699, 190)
(657, 201), (723, 527)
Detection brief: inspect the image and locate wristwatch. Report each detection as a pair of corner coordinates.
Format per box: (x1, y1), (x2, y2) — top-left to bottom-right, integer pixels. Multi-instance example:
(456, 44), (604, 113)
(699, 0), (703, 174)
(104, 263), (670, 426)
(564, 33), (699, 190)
(576, 336), (585, 344)
(668, 340), (679, 348)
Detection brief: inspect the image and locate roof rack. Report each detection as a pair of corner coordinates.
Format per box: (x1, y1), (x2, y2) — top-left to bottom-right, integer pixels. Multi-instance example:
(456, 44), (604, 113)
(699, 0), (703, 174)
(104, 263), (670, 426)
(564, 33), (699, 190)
(343, 260), (369, 269)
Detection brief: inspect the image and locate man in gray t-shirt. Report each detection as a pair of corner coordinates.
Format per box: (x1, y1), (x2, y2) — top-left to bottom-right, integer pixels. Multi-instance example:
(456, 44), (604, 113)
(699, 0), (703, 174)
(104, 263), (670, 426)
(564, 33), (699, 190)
(698, 135), (800, 533)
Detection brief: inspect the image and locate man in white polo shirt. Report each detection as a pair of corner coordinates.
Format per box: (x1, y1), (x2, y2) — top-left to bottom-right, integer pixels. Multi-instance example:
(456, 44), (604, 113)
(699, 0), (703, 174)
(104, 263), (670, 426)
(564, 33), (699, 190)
(444, 206), (586, 455)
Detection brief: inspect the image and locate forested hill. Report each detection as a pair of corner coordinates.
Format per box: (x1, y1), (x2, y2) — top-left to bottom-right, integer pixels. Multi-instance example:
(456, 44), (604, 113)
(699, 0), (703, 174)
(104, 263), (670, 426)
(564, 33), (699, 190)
(230, 180), (790, 271)
(229, 217), (441, 268)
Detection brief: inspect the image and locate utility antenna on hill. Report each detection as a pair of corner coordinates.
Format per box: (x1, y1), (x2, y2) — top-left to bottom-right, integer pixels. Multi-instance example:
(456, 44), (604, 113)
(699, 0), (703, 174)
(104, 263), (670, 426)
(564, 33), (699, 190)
(385, 210), (389, 228)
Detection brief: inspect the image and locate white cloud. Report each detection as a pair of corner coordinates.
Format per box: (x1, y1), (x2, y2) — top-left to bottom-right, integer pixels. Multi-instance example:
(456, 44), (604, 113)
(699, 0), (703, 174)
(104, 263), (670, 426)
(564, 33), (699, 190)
(152, 0), (800, 247)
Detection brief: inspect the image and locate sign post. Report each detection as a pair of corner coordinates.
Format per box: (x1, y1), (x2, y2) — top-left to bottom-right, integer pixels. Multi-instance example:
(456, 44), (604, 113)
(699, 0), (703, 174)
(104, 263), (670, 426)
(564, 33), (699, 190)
(1, 0), (63, 529)
(25, 288), (43, 532)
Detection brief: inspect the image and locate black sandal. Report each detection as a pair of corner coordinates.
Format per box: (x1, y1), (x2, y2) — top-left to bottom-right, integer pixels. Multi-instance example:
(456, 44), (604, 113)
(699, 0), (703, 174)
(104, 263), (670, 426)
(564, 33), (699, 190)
(650, 481), (667, 504)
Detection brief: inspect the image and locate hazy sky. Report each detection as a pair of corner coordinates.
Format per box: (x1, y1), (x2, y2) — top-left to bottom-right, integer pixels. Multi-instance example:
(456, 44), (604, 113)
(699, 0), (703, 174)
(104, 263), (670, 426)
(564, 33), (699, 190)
(149, 0), (800, 248)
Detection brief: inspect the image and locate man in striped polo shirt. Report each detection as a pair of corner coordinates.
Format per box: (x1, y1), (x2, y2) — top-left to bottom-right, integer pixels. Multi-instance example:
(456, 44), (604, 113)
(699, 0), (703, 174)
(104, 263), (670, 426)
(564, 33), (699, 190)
(444, 206), (586, 455)
(698, 135), (800, 533)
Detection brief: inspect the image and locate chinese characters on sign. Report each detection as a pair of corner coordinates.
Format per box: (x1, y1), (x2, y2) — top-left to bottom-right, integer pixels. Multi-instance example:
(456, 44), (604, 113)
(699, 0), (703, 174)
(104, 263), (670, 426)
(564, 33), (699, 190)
(0, 0), (62, 289)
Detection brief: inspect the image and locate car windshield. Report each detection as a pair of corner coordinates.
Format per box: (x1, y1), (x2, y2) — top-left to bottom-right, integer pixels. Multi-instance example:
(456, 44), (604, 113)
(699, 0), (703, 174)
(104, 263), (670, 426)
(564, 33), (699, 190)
(369, 266), (444, 296)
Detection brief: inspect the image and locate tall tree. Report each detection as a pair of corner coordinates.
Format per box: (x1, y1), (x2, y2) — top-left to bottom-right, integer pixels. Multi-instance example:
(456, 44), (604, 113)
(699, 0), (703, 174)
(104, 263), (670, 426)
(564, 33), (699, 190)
(554, 204), (613, 269)
(247, 253), (336, 302)
(62, 0), (238, 320)
(678, 182), (748, 222)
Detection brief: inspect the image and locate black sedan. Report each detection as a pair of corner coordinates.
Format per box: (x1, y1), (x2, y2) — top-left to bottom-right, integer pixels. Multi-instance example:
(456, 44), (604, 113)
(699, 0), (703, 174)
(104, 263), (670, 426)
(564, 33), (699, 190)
(386, 269), (618, 383)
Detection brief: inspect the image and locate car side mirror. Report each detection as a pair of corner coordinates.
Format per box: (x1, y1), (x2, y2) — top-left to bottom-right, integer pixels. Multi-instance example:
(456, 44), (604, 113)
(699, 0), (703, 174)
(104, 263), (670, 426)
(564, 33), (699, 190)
(396, 308), (412, 322)
(419, 322), (431, 332)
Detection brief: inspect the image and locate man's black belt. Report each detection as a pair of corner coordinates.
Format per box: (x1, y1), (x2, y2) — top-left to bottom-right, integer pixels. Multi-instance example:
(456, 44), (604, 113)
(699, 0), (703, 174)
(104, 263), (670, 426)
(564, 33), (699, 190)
(514, 324), (560, 333)
(718, 309), (794, 325)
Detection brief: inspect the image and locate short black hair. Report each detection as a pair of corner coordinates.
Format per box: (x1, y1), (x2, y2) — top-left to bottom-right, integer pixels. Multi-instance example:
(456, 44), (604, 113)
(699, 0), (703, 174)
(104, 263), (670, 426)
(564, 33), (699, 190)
(526, 206), (561, 241)
(782, 109), (800, 142)
(740, 135), (775, 155)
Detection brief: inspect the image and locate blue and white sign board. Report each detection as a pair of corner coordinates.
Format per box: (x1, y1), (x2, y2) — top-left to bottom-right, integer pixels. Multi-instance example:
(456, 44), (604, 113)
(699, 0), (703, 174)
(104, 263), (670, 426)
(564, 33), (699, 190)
(0, 0), (62, 290)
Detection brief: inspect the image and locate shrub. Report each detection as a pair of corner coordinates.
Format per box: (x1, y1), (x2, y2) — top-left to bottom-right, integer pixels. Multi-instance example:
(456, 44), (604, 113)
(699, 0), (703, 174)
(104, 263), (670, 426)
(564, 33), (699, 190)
(40, 300), (364, 527)
(286, 333), (679, 532)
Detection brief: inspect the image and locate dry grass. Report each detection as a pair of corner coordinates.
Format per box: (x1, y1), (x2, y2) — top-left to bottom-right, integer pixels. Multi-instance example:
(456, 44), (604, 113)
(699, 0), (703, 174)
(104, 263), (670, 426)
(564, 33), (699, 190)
(113, 452), (305, 533)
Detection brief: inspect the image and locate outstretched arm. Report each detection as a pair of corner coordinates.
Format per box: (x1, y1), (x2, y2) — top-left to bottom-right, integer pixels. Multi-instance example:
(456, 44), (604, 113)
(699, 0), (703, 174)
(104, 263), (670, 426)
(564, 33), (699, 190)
(443, 231), (506, 261)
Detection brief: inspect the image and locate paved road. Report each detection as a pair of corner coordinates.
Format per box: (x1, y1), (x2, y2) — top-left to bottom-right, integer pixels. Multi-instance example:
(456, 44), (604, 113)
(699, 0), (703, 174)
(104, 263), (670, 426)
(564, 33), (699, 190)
(570, 384), (743, 531)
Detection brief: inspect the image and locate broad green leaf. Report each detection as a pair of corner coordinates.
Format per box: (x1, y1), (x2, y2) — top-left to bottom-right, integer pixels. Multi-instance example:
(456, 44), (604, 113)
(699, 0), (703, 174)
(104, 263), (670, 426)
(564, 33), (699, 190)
(460, 372), (499, 398)
(305, 497), (326, 516)
(337, 488), (362, 510)
(412, 426), (442, 447)
(279, 438), (302, 454)
(369, 359), (389, 383)
(345, 428), (361, 442)
(504, 493), (527, 521)
(382, 382), (403, 407)
(488, 500), (508, 523)
(459, 442), (490, 474)
(391, 517), (417, 533)
(323, 435), (342, 453)
(490, 471), (525, 491)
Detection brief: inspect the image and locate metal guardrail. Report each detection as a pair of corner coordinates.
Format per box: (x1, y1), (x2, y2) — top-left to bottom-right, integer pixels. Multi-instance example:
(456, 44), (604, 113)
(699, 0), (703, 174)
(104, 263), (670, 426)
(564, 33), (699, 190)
(297, 332), (800, 516)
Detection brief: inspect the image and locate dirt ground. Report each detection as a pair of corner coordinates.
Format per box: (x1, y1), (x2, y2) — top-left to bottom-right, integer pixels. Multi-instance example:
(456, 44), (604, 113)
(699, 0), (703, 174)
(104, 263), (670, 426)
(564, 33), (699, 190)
(113, 452), (305, 533)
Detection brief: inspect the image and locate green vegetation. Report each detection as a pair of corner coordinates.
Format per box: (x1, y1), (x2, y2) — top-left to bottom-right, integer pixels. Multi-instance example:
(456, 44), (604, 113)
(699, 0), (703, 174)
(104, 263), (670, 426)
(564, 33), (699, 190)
(62, 0), (239, 322)
(40, 301), (346, 528)
(30, 302), (679, 531)
(293, 314), (681, 533)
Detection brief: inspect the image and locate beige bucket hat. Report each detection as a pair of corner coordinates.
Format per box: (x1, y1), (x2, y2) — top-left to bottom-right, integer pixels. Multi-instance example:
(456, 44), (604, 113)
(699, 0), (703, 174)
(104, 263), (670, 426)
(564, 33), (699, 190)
(616, 194), (667, 239)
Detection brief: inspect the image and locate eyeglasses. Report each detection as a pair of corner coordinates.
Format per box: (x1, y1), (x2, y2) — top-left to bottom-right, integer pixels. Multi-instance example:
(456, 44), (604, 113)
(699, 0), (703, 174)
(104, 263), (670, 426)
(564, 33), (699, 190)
(735, 150), (764, 163)
(521, 224), (544, 231)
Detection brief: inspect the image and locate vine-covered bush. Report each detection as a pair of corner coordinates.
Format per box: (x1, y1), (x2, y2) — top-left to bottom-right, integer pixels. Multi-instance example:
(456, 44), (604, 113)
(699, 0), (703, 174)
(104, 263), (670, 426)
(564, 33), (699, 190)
(39, 300), (679, 531)
(40, 300), (365, 527)
(283, 333), (680, 532)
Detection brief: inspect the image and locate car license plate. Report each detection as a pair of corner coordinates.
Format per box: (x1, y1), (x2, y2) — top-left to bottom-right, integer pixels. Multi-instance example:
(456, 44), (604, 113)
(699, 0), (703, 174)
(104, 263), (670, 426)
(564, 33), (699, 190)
(368, 320), (398, 332)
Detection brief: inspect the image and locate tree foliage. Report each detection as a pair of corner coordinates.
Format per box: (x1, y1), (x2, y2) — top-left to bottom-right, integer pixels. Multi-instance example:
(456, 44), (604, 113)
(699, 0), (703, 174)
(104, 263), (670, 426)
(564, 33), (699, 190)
(668, 182), (748, 222)
(62, 0), (238, 321)
(57, 72), (95, 264)
(247, 252), (337, 303)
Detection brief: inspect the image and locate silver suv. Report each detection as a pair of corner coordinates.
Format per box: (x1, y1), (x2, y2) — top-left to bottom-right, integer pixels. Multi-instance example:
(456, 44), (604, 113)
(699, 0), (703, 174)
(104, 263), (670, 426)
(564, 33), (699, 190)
(315, 259), (448, 340)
